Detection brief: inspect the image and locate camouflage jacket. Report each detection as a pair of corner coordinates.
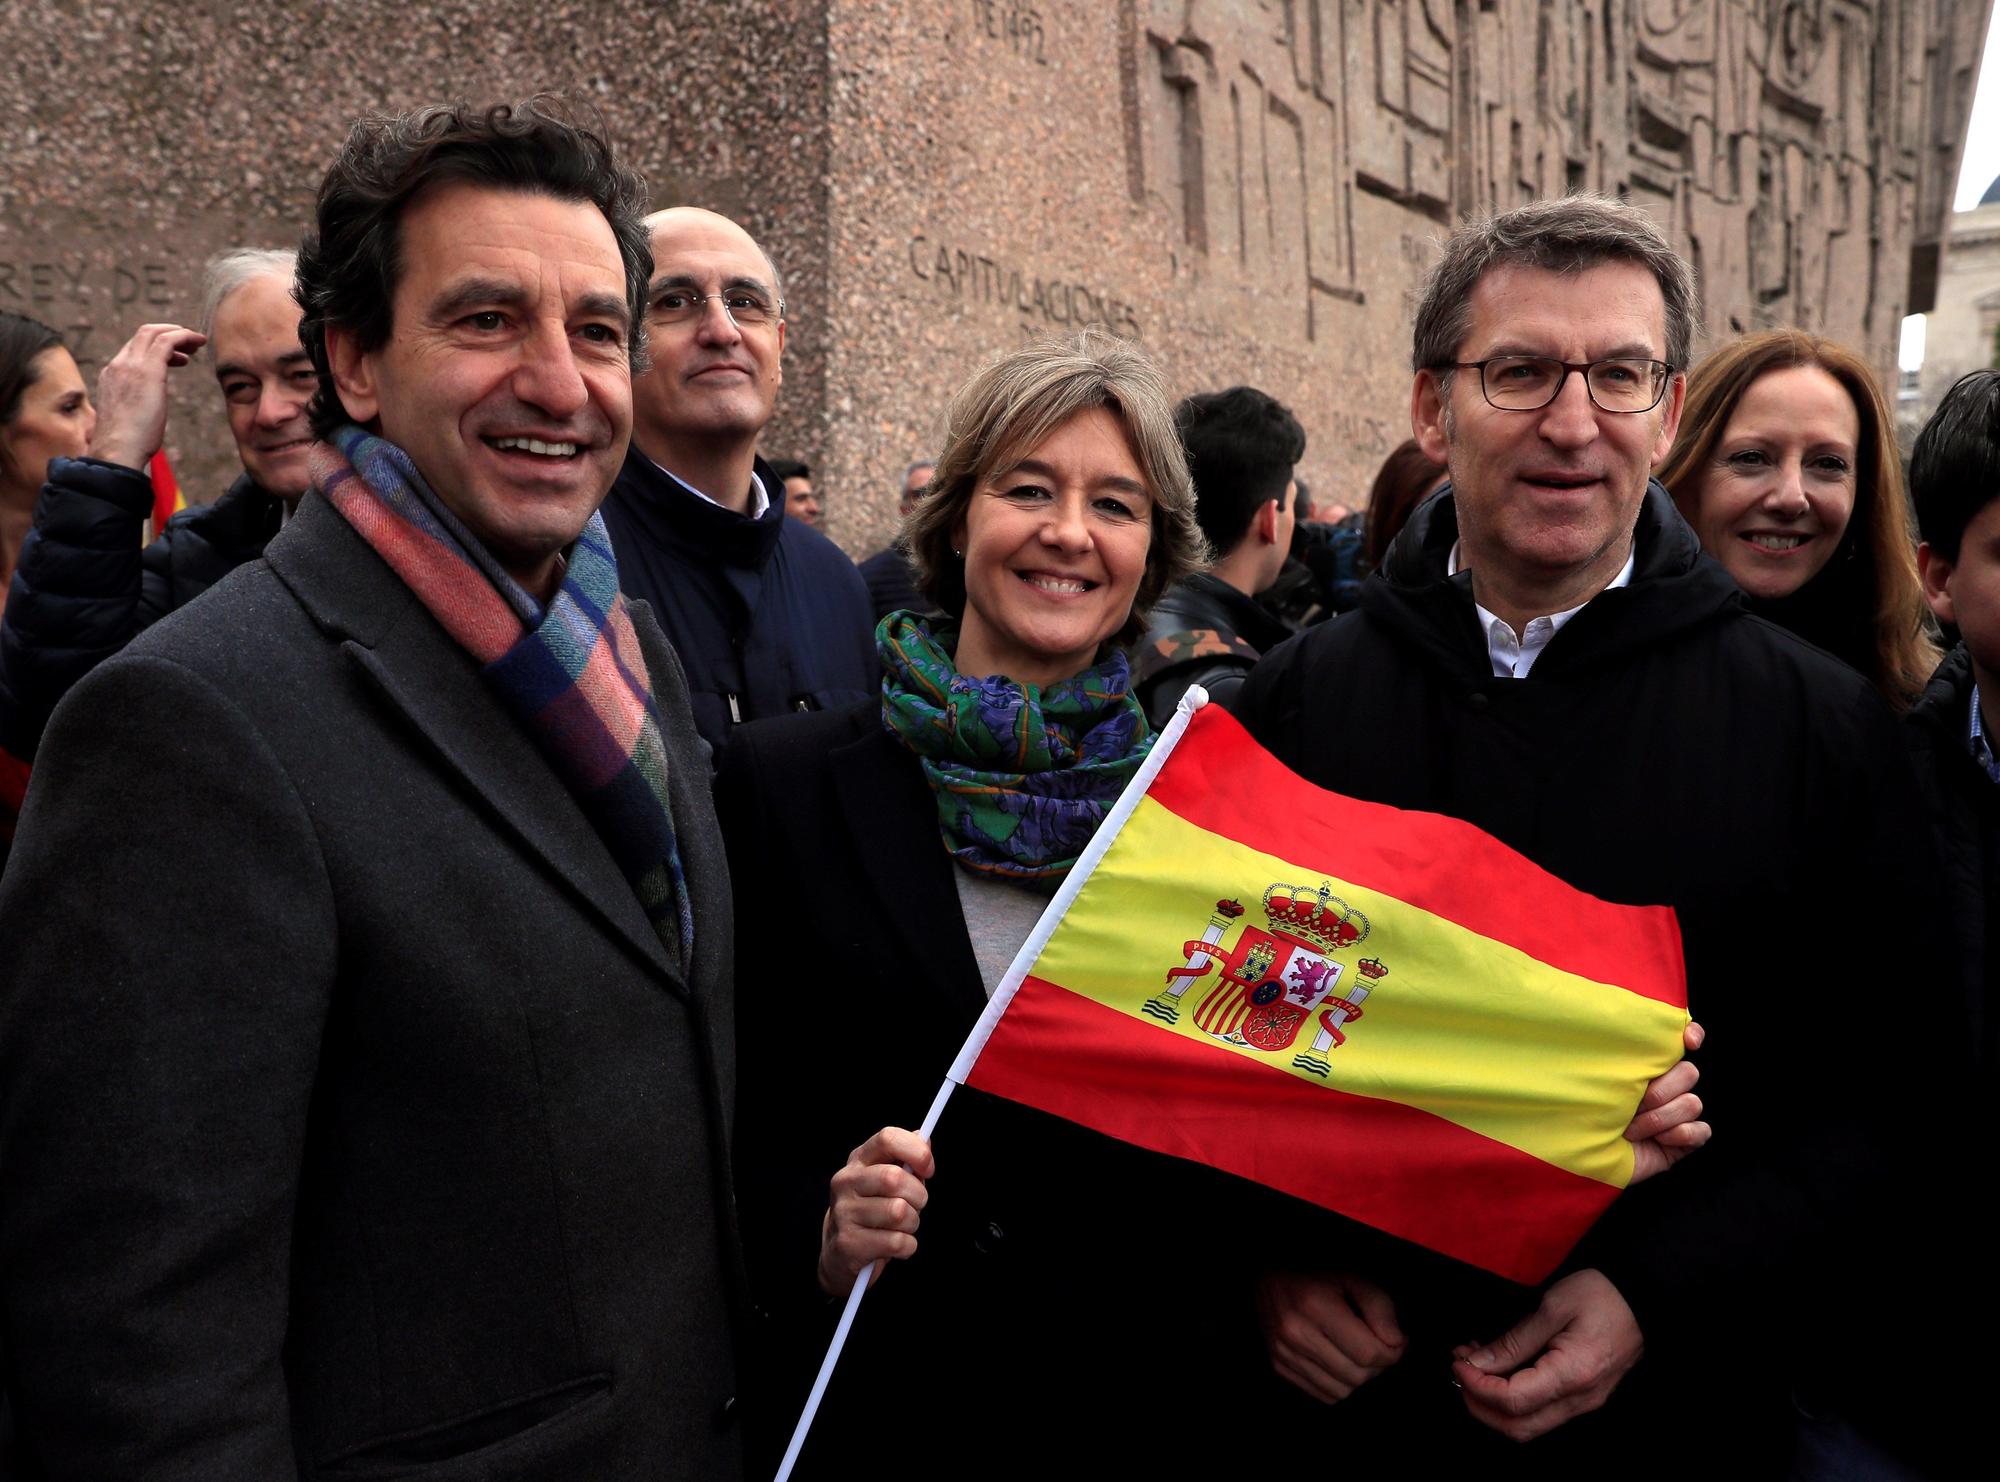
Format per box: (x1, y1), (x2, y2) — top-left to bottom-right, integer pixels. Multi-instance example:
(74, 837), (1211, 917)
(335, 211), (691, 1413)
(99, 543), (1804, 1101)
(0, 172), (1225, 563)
(1131, 573), (1293, 728)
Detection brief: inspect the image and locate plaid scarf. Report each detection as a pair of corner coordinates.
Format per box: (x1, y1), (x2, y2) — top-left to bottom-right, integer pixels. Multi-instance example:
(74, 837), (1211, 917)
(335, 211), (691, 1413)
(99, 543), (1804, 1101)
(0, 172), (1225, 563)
(877, 610), (1152, 880)
(315, 425), (693, 957)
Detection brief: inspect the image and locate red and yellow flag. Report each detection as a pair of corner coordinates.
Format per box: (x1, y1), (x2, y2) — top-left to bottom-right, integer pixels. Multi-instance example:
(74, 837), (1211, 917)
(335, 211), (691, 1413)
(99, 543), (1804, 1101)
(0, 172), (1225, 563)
(949, 699), (1688, 1284)
(147, 450), (186, 541)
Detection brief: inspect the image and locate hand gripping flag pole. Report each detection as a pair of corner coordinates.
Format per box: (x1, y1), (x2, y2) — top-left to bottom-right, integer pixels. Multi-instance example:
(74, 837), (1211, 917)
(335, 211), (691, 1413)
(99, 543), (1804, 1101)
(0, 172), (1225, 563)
(770, 687), (1212, 1482)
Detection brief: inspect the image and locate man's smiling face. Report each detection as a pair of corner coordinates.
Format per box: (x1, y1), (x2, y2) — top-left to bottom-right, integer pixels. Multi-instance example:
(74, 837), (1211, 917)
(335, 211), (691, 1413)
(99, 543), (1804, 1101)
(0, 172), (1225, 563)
(325, 181), (634, 594)
(1414, 259), (1683, 597)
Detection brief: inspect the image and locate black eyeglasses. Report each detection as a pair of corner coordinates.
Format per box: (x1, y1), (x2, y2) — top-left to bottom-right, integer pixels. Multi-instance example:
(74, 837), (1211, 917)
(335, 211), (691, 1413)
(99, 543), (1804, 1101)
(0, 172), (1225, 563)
(1436, 356), (1676, 413)
(648, 288), (784, 329)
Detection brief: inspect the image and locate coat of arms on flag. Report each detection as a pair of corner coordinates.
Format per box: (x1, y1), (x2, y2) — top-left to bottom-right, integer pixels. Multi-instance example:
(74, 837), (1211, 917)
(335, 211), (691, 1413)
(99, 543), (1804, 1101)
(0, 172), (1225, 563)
(1144, 883), (1387, 1076)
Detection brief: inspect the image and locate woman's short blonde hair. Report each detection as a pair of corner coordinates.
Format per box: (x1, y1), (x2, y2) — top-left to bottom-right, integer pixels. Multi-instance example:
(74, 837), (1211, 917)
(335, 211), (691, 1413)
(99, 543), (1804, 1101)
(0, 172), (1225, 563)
(1658, 328), (1938, 708)
(904, 330), (1209, 648)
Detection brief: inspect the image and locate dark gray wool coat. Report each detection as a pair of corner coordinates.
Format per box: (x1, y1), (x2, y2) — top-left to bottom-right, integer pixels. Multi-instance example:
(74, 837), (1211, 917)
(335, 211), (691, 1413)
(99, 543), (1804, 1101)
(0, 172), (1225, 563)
(0, 492), (743, 1481)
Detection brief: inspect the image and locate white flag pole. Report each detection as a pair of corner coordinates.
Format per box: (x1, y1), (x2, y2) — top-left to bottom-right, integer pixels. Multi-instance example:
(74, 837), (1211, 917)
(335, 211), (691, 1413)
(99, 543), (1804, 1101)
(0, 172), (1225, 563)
(771, 687), (1212, 1482)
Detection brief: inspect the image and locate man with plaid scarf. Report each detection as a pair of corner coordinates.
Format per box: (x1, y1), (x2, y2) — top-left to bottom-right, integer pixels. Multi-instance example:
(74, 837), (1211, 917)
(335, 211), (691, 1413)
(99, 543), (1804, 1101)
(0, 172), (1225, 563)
(0, 98), (743, 1480)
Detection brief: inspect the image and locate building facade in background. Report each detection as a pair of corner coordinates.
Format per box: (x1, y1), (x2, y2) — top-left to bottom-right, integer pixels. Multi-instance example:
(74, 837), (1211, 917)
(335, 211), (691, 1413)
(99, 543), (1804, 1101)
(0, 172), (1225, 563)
(1912, 177), (2000, 434)
(0, 1), (1988, 548)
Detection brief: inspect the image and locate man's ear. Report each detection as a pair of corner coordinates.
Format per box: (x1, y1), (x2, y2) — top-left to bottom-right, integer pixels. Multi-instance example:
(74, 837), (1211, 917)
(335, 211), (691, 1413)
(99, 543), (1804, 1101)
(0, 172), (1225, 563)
(1411, 371), (1449, 464)
(323, 324), (380, 426)
(1255, 497), (1281, 547)
(1918, 541), (1956, 628)
(1651, 371), (1687, 469)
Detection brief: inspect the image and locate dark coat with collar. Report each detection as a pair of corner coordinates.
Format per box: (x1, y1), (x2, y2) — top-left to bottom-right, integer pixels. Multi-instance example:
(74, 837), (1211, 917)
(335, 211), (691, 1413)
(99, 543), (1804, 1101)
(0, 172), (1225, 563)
(0, 458), (284, 763)
(0, 493), (743, 1480)
(1231, 483), (1952, 1474)
(716, 702), (1250, 1480)
(600, 452), (876, 762)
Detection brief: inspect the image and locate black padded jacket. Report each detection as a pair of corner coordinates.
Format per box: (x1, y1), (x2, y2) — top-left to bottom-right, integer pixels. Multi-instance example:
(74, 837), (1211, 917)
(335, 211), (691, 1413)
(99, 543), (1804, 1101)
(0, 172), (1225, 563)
(0, 457), (282, 761)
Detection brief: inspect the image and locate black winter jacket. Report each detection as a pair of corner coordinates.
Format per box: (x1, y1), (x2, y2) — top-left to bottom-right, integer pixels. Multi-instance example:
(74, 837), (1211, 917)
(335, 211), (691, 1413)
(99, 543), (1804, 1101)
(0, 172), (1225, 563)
(599, 452), (876, 761)
(1232, 483), (1950, 1474)
(1905, 644), (1998, 1078)
(1132, 571), (1294, 727)
(0, 458), (282, 761)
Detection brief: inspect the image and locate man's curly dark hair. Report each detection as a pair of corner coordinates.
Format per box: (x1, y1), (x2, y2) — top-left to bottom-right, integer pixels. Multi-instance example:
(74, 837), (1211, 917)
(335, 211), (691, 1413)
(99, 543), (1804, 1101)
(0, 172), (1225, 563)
(295, 95), (653, 438)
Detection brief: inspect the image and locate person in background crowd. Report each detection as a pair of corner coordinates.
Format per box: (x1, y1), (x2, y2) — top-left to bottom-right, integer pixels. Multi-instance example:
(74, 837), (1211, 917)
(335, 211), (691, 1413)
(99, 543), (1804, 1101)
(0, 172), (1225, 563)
(0, 311), (106, 865)
(1265, 436), (1448, 625)
(0, 249), (318, 765)
(0, 97), (742, 1479)
(600, 207), (873, 760)
(1659, 328), (1937, 707)
(1292, 477), (1318, 522)
(1362, 436), (1448, 575)
(856, 455), (934, 620)
(766, 456), (821, 527)
(1133, 384), (1298, 723)
(1911, 369), (2000, 1082)
(0, 314), (94, 614)
(1816, 365), (2000, 1482)
(1311, 489), (1357, 527)
(1259, 467), (1375, 628)
(1235, 192), (1942, 1475)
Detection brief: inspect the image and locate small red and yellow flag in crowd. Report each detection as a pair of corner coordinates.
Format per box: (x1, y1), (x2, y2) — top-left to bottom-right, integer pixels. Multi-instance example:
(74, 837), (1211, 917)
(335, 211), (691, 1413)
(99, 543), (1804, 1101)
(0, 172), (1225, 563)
(147, 450), (186, 541)
(949, 695), (1689, 1284)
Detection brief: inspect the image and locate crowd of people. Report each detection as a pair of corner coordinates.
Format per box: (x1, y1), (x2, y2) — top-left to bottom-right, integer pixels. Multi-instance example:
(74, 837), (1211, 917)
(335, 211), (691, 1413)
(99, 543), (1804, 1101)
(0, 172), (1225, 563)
(0, 94), (1989, 1481)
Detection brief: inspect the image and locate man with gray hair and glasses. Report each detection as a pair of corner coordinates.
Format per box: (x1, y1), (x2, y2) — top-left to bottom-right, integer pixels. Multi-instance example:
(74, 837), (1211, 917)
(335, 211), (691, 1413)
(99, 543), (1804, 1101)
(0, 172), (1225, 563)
(600, 207), (873, 760)
(1233, 192), (1944, 1472)
(0, 246), (317, 761)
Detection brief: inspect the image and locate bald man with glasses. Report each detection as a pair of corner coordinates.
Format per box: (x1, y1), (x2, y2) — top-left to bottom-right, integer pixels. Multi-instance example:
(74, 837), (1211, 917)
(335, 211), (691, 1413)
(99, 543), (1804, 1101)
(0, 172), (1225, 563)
(600, 207), (874, 759)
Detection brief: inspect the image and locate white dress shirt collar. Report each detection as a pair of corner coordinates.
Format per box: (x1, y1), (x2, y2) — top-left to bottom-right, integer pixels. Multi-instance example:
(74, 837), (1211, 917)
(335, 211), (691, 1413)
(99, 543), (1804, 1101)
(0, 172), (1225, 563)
(646, 456), (772, 520)
(1446, 540), (1637, 679)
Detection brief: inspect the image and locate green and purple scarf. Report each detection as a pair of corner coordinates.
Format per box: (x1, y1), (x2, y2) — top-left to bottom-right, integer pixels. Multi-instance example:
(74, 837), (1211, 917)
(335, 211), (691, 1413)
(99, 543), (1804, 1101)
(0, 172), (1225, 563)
(878, 610), (1152, 880)
(314, 425), (694, 956)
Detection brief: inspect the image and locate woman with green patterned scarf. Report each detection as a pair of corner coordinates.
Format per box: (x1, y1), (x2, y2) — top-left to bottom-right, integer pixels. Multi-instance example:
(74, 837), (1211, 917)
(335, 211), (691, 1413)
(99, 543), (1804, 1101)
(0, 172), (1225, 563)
(718, 334), (1704, 1475)
(716, 331), (1218, 1474)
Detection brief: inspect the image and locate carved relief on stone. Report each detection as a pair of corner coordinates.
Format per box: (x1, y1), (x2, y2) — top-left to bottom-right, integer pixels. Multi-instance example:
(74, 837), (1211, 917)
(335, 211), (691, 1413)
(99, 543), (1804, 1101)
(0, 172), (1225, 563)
(1115, 0), (1979, 374)
(1127, 0), (1361, 341)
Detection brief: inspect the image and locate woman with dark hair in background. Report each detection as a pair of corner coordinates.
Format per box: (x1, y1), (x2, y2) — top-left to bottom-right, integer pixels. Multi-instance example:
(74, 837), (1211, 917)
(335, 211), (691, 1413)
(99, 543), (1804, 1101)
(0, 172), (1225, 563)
(1362, 437), (1448, 575)
(1659, 328), (1937, 707)
(0, 313), (91, 867)
(0, 313), (204, 869)
(0, 314), (91, 614)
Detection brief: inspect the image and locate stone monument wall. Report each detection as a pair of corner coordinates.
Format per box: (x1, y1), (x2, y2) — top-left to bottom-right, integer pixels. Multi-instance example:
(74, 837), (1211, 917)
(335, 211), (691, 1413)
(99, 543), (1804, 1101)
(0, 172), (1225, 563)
(817, 0), (1990, 550)
(0, 1), (1987, 552)
(0, 0), (832, 511)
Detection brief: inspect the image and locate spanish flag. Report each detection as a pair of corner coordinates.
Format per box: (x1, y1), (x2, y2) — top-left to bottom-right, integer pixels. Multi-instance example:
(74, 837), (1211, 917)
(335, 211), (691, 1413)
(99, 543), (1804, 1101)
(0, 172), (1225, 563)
(147, 450), (186, 541)
(949, 693), (1688, 1285)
